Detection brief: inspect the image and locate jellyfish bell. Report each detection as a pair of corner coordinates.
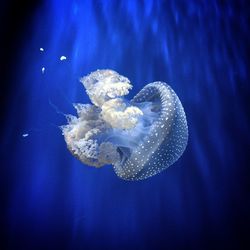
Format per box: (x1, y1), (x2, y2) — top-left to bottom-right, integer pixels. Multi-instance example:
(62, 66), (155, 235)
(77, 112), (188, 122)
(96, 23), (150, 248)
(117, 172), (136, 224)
(114, 81), (188, 180)
(62, 69), (188, 180)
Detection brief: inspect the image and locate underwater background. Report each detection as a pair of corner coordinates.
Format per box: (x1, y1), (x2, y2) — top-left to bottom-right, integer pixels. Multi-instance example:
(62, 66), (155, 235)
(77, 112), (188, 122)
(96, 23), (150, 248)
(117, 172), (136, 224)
(1, 0), (250, 249)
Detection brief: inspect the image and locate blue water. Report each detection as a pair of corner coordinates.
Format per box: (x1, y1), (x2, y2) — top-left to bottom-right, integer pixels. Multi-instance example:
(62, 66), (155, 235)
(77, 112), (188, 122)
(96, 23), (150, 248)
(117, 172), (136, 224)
(2, 0), (250, 249)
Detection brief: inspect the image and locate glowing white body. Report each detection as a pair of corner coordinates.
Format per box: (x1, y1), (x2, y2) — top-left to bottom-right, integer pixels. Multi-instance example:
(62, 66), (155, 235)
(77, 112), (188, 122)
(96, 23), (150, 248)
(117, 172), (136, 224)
(62, 70), (188, 180)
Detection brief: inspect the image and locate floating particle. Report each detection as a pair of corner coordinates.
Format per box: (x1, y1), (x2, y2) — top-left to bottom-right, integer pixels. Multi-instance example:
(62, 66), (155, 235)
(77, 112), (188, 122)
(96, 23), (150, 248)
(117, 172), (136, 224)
(60, 56), (67, 61)
(40, 47), (44, 51)
(22, 133), (29, 137)
(42, 67), (45, 74)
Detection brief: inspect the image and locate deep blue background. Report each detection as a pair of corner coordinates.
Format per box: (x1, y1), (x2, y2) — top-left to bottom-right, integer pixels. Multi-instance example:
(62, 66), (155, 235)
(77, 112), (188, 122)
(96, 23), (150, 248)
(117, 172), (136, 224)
(1, 0), (250, 249)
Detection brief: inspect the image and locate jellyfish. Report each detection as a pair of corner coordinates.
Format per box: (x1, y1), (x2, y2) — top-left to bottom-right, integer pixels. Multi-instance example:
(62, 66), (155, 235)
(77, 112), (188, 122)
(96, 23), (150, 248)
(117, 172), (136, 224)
(61, 69), (188, 180)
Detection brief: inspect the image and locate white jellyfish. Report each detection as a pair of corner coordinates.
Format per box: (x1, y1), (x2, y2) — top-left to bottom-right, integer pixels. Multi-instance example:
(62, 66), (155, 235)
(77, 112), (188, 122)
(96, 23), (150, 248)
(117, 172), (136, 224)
(62, 70), (188, 180)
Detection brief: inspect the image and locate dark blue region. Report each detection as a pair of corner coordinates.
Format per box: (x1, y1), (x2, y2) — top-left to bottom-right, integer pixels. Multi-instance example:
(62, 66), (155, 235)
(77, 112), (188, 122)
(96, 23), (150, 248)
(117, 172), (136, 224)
(0, 0), (250, 249)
